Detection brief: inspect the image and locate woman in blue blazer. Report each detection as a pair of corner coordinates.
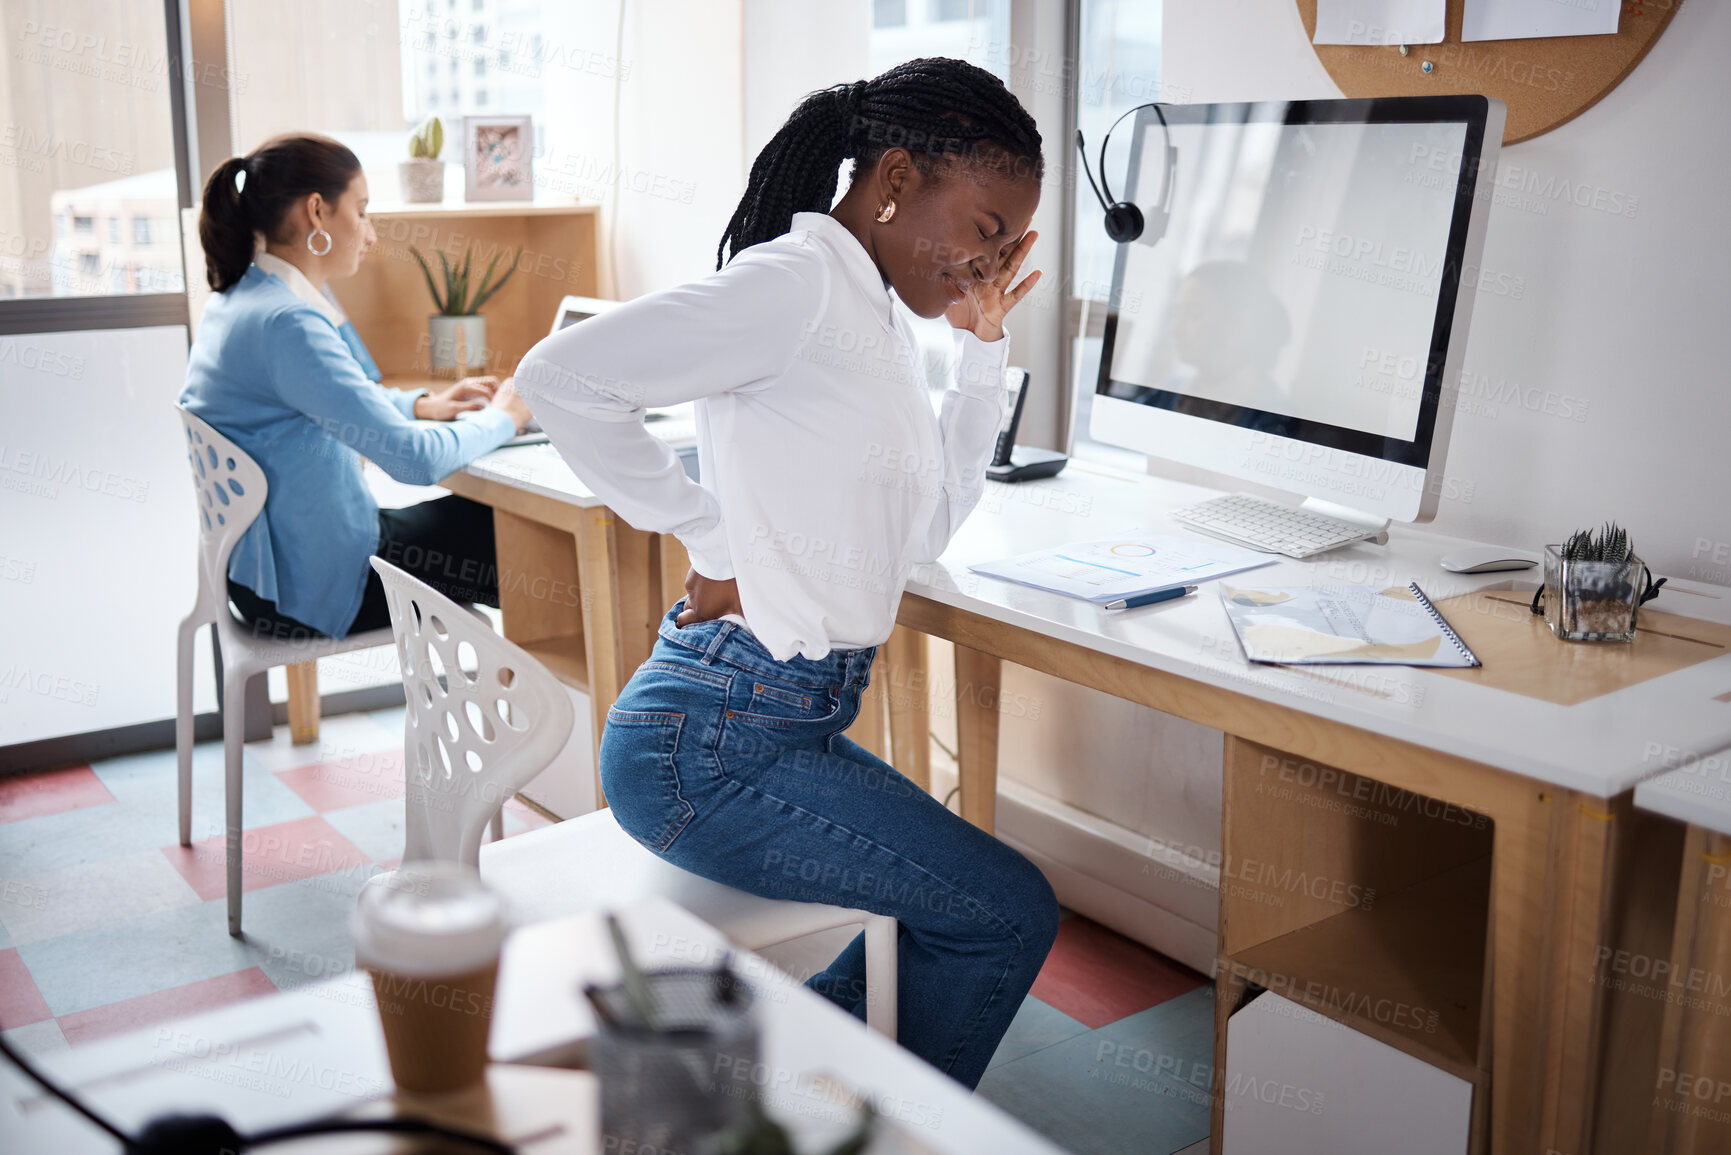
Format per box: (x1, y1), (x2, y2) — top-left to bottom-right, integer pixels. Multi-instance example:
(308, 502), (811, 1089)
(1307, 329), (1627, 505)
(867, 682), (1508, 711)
(179, 134), (531, 641)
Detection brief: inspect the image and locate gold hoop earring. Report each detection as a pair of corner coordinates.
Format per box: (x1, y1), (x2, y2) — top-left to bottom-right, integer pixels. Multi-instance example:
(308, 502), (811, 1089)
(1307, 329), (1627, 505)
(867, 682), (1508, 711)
(875, 201), (896, 224)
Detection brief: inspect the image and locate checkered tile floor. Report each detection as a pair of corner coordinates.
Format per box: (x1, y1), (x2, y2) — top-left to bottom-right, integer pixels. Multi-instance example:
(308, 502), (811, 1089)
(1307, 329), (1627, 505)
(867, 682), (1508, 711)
(0, 709), (1214, 1155)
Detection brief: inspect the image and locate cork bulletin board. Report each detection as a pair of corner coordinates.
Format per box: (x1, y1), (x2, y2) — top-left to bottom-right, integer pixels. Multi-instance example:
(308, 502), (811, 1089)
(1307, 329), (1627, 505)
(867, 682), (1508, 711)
(1295, 1), (1680, 144)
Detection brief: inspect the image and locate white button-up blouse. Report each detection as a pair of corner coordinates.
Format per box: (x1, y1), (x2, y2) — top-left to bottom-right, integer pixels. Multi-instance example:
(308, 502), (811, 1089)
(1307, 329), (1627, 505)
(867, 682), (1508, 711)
(515, 212), (1009, 661)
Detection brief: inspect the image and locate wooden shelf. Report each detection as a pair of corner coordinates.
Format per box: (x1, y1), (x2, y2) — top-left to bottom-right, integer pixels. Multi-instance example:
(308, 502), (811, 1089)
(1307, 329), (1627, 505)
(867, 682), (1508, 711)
(1225, 855), (1490, 1079)
(519, 634), (589, 694)
(366, 198), (601, 220)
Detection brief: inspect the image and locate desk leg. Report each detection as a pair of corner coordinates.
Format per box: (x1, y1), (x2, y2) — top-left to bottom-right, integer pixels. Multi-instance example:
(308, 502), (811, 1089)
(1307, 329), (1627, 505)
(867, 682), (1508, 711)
(1488, 789), (1623, 1155)
(953, 646), (1000, 834)
(884, 625), (931, 793)
(657, 534), (689, 616)
(613, 523), (656, 676)
(846, 653), (889, 759)
(1648, 827), (1731, 1154)
(574, 508), (624, 806)
(286, 661), (319, 745)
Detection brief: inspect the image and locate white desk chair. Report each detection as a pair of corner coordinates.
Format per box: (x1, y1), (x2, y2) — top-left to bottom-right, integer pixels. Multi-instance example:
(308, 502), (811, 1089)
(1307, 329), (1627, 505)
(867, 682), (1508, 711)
(369, 557), (899, 1039)
(174, 409), (397, 937)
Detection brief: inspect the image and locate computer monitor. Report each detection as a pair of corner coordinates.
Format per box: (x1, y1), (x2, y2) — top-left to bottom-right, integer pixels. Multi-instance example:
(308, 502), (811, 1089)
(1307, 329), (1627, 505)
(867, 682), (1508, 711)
(1090, 96), (1504, 525)
(550, 294), (617, 335)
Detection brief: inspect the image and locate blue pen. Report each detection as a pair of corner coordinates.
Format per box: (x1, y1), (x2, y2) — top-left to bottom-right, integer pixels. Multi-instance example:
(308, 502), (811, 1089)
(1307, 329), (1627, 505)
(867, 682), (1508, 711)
(1103, 584), (1199, 611)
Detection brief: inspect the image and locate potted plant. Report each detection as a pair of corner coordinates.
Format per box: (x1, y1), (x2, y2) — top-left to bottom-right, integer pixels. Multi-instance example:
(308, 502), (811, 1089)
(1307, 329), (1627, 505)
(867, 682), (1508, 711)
(399, 115), (446, 203)
(1531, 522), (1666, 642)
(410, 243), (521, 375)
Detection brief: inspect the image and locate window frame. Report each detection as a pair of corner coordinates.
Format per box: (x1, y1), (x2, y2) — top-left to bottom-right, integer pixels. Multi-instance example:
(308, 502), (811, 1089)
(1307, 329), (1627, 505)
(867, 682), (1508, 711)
(0, 0), (192, 337)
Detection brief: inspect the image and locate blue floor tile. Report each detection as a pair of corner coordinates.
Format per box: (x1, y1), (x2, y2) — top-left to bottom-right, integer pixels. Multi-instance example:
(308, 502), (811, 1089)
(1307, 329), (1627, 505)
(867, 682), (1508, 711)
(321, 798), (407, 863)
(92, 744), (316, 845)
(241, 871), (383, 990)
(988, 995), (1092, 1071)
(977, 986), (1215, 1155)
(16, 898), (260, 1017)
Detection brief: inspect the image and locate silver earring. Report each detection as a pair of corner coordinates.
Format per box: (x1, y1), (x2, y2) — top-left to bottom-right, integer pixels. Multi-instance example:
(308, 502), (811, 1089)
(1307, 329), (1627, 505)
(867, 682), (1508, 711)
(306, 227), (332, 256)
(875, 201), (896, 224)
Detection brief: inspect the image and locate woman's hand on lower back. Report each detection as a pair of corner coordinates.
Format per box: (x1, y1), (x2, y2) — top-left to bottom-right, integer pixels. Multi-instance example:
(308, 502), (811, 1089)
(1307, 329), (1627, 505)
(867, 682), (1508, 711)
(676, 568), (743, 627)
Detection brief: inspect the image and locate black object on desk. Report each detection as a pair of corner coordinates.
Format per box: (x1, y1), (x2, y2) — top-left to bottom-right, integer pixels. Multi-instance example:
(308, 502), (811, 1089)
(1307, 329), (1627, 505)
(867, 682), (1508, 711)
(986, 366), (1069, 483)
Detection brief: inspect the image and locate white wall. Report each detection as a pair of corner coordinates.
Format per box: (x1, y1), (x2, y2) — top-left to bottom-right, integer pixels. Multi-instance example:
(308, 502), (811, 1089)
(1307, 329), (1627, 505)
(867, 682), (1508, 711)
(743, 1), (872, 166)
(1162, 0), (1731, 579)
(0, 326), (217, 747)
(539, 0), (746, 299)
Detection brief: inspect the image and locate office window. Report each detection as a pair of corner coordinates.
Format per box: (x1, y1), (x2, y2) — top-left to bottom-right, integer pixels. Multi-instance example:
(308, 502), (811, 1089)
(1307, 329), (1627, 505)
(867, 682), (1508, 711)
(1068, 0), (1164, 467)
(475, 59), (487, 78)
(0, 1), (185, 299)
(874, 0), (907, 28)
(931, 0), (973, 22)
(133, 217), (155, 246)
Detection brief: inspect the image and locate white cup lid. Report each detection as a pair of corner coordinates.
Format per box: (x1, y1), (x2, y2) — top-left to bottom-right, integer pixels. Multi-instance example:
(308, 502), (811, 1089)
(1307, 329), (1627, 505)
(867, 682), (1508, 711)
(350, 861), (507, 977)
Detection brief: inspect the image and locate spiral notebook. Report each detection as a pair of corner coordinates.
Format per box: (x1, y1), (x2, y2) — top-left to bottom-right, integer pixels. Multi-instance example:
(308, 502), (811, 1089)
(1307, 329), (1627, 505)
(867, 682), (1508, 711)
(1218, 582), (1481, 667)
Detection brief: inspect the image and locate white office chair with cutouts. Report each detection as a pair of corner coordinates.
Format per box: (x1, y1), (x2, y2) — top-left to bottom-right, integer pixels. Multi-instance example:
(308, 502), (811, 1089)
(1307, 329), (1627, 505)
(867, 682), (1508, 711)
(370, 556), (899, 1039)
(174, 408), (398, 936)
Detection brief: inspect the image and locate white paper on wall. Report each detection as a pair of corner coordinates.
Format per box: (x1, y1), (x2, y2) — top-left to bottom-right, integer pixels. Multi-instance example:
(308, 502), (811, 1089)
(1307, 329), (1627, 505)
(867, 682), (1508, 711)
(1462, 0), (1620, 42)
(1314, 0), (1446, 45)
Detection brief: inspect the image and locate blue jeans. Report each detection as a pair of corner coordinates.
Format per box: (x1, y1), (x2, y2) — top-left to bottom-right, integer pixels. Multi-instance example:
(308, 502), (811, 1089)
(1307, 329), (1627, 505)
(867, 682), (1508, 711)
(599, 602), (1061, 1090)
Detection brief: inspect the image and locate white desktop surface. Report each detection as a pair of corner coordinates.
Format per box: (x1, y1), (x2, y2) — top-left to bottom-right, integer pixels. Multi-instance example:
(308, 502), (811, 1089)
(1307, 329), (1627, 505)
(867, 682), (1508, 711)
(1634, 755), (1731, 836)
(448, 440), (1731, 799)
(460, 410), (698, 508)
(7, 898), (1059, 1155)
(907, 460), (1731, 799)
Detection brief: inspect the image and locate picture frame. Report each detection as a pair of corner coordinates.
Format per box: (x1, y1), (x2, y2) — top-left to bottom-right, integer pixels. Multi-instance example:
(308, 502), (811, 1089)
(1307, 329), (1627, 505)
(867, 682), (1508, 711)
(462, 115), (534, 202)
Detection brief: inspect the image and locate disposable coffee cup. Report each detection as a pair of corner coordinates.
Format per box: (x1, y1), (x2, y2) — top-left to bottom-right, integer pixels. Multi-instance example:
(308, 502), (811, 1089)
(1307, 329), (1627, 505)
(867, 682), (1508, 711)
(351, 861), (507, 1094)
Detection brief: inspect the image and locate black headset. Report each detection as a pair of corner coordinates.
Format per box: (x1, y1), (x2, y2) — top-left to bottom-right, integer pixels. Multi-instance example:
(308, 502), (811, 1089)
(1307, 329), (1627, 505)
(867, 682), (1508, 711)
(1076, 103), (1177, 245)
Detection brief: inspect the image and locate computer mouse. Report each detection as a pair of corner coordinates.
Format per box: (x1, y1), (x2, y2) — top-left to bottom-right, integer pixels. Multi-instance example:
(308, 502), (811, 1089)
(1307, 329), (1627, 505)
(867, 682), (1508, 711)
(1439, 546), (1540, 574)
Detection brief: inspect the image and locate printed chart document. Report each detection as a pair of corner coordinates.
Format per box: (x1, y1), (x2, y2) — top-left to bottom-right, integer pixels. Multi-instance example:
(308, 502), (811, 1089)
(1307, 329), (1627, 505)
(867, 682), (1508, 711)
(1462, 0), (1619, 42)
(1314, 0), (1446, 45)
(970, 532), (1273, 603)
(1219, 582), (1480, 666)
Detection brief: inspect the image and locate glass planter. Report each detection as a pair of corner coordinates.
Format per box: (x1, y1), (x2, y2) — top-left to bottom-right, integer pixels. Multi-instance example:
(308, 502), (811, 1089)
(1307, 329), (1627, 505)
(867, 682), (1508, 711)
(1534, 545), (1652, 642)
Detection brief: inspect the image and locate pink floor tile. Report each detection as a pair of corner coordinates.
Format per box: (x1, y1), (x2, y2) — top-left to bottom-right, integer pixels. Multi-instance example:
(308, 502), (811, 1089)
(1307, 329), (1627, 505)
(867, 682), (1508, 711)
(275, 748), (407, 813)
(160, 816), (373, 901)
(1030, 917), (1208, 1030)
(57, 967), (280, 1047)
(0, 948), (53, 1028)
(0, 765), (115, 824)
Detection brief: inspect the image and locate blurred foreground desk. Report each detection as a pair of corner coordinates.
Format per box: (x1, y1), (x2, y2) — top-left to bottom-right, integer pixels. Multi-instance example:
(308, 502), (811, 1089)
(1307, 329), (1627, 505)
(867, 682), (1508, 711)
(889, 460), (1731, 1155)
(6, 898), (1061, 1154)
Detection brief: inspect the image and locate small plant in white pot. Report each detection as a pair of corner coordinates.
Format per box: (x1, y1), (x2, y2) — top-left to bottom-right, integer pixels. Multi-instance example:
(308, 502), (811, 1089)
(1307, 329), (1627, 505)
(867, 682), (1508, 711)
(399, 116), (446, 203)
(410, 243), (521, 375)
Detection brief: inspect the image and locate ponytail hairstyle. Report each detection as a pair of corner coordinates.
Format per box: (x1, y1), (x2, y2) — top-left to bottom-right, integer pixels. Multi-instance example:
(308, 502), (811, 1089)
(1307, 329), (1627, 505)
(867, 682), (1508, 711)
(717, 57), (1043, 269)
(199, 134), (362, 292)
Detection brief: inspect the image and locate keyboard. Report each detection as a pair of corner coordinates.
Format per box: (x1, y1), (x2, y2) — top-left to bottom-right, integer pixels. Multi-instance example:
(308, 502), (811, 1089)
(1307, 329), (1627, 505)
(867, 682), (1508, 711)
(1173, 493), (1381, 559)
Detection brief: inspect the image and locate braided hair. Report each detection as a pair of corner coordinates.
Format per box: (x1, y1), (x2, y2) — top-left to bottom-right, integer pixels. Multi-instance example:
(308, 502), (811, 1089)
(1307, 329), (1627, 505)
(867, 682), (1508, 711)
(717, 57), (1043, 269)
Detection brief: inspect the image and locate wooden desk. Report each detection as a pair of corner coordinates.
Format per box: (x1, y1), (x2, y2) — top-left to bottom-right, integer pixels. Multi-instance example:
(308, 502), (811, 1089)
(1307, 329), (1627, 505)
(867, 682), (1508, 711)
(885, 460), (1731, 1155)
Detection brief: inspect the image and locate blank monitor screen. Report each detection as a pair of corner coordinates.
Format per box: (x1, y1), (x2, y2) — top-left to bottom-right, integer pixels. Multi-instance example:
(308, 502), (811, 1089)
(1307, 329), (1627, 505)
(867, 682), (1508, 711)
(1099, 99), (1489, 468)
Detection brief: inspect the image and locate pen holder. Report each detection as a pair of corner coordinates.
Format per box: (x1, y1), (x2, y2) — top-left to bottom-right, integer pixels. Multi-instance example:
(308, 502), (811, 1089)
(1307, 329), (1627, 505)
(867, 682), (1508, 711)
(1530, 544), (1661, 642)
(589, 968), (759, 1154)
